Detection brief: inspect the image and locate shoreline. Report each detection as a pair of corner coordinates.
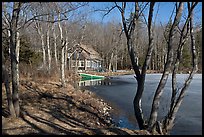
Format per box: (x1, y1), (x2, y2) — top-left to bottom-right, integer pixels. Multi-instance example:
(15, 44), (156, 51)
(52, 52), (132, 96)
(3, 71), (199, 135)
(2, 75), (151, 135)
(78, 69), (202, 78)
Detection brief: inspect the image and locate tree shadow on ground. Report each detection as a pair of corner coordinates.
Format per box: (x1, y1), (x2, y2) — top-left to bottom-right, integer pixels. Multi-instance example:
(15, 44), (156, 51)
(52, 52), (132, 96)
(20, 108), (87, 135)
(2, 107), (10, 118)
(20, 108), (131, 135)
(23, 82), (111, 126)
(2, 81), (132, 135)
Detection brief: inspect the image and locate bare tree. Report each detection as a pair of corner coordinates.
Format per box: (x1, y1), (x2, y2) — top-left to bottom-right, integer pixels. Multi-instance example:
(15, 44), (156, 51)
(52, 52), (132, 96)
(160, 2), (199, 134)
(148, 3), (184, 131)
(109, 2), (199, 134)
(34, 20), (47, 68)
(113, 2), (155, 130)
(9, 2), (23, 117)
(52, 21), (59, 68)
(57, 12), (66, 87)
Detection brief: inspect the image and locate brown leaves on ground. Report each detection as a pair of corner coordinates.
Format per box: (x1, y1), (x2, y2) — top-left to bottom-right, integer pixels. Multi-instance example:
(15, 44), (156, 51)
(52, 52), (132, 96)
(2, 75), (150, 135)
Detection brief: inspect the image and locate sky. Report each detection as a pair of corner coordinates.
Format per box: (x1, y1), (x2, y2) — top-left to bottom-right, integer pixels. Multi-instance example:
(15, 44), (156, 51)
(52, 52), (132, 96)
(3, 2), (202, 27)
(86, 2), (202, 26)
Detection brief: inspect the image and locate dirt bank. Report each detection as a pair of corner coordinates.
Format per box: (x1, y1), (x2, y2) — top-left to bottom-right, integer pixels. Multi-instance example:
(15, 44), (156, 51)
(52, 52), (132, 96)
(2, 75), (150, 135)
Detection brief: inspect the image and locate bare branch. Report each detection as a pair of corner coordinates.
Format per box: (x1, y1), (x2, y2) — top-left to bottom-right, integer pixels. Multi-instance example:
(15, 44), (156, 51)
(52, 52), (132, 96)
(102, 5), (117, 20)
(138, 2), (149, 19)
(148, 2), (184, 130)
(141, 2), (155, 73)
(133, 2), (155, 130)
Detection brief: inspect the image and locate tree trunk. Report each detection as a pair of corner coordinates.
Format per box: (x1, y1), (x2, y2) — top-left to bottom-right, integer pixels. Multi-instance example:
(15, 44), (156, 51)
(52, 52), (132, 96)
(148, 2), (184, 130)
(41, 34), (46, 68)
(47, 23), (51, 74)
(119, 2), (145, 129)
(61, 45), (65, 86)
(68, 56), (72, 70)
(115, 54), (118, 72)
(52, 23), (58, 69)
(35, 22), (46, 68)
(134, 2), (156, 130)
(162, 2), (198, 133)
(109, 52), (114, 72)
(10, 2), (22, 117)
(16, 31), (20, 87)
(121, 54), (124, 69)
(2, 51), (16, 117)
(64, 36), (68, 70)
(58, 12), (66, 87)
(75, 51), (78, 72)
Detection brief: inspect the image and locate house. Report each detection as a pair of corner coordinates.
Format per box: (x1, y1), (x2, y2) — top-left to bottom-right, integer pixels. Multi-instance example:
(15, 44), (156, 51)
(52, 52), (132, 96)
(67, 44), (102, 71)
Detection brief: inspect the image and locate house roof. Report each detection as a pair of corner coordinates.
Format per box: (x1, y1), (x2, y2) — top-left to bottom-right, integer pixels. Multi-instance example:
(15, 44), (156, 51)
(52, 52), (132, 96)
(79, 44), (102, 60)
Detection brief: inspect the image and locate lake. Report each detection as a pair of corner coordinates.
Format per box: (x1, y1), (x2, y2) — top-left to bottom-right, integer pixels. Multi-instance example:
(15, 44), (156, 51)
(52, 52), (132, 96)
(79, 73), (202, 135)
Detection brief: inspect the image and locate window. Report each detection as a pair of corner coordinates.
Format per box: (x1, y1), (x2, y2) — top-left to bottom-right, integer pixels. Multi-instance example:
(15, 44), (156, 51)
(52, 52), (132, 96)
(86, 60), (91, 67)
(80, 61), (84, 67)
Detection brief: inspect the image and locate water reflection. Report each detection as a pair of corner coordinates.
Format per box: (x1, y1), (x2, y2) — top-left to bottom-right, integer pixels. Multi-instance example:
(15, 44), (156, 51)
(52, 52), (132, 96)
(78, 77), (112, 87)
(82, 74), (202, 135)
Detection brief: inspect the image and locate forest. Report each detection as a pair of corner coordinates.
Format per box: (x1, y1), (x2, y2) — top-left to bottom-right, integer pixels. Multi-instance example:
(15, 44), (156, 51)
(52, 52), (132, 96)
(2, 2), (202, 74)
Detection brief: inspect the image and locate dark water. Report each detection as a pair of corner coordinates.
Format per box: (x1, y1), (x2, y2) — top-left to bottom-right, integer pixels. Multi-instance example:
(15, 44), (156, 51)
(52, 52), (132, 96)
(79, 74), (202, 135)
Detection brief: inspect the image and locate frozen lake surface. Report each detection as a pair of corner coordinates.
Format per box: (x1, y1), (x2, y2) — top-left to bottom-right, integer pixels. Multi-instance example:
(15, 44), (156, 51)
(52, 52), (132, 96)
(80, 73), (202, 135)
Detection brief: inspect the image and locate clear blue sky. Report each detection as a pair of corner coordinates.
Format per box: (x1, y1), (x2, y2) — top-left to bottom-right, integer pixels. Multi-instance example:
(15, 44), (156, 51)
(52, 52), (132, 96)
(87, 2), (202, 26)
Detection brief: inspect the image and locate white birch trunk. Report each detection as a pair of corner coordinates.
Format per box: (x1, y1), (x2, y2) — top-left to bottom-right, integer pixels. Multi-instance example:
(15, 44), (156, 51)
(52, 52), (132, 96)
(41, 34), (46, 68)
(115, 54), (117, 72)
(109, 52), (113, 71)
(64, 36), (68, 70)
(16, 31), (20, 87)
(61, 46), (65, 86)
(47, 24), (51, 73)
(58, 13), (65, 87)
(52, 24), (58, 68)
(8, 30), (11, 55)
(35, 22), (46, 68)
(75, 51), (78, 72)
